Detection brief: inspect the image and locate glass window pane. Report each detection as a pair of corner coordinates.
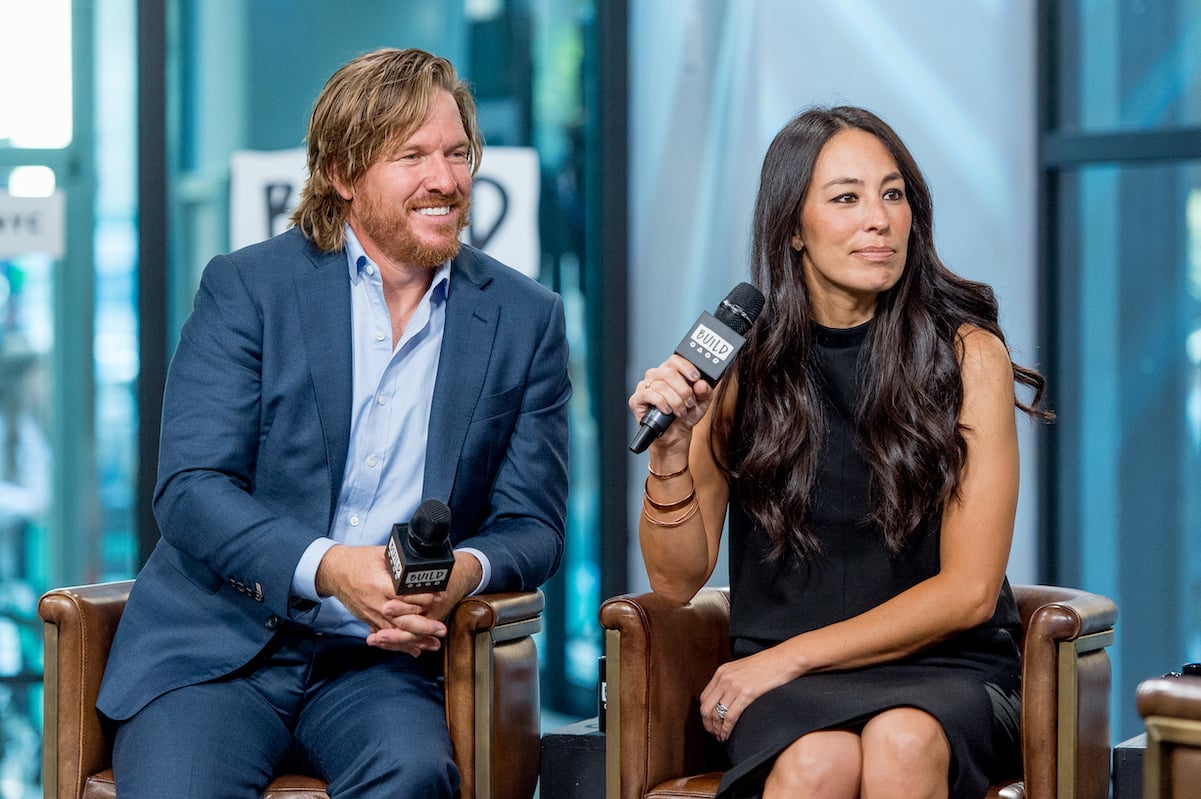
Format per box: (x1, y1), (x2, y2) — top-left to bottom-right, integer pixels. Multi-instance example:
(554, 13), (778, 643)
(94, 0), (140, 582)
(1, 1), (134, 791)
(1053, 160), (1201, 738)
(0, 200), (56, 794)
(0, 0), (73, 148)
(1056, 1), (1201, 133)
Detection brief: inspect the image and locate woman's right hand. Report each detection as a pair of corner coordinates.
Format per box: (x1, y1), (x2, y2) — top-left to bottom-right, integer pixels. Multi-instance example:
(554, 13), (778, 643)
(628, 354), (714, 451)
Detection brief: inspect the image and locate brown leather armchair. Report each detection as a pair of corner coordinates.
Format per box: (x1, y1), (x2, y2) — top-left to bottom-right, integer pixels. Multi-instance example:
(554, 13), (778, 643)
(599, 584), (1117, 799)
(39, 580), (544, 799)
(1137, 674), (1201, 799)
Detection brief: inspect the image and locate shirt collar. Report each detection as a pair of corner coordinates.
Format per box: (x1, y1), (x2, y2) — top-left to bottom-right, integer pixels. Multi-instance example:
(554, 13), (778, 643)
(343, 224), (451, 301)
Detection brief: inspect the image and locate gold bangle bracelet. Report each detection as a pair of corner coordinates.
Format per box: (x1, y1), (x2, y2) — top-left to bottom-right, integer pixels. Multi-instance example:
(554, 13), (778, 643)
(643, 477), (696, 512)
(647, 463), (688, 480)
(641, 495), (700, 527)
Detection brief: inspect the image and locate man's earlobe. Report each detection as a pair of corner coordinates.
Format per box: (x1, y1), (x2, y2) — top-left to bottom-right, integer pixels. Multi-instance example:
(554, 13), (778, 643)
(331, 168), (354, 202)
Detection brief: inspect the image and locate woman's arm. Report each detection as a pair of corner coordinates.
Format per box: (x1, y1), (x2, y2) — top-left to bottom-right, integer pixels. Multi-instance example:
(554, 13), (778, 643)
(628, 354), (734, 603)
(702, 325), (1020, 736)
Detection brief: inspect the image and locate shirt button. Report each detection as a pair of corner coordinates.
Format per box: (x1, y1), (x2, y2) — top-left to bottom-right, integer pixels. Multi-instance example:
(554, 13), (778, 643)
(375, 330), (386, 341)
(377, 395), (387, 406)
(366, 265), (376, 276)
(367, 455), (378, 468)
(349, 514), (360, 527)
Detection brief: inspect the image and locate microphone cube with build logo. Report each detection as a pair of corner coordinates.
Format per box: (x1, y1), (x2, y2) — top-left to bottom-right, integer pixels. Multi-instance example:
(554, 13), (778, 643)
(386, 499), (456, 594)
(677, 310), (745, 384)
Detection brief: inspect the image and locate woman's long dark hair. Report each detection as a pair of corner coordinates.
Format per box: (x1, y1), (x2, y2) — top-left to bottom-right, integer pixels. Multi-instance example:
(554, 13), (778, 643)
(714, 106), (1051, 561)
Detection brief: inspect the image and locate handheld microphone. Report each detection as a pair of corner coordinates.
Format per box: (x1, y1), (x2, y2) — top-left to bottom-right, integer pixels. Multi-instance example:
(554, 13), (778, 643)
(385, 499), (456, 594)
(629, 282), (765, 453)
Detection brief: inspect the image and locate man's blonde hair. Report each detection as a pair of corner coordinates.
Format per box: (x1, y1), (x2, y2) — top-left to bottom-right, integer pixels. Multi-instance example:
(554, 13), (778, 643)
(289, 48), (483, 252)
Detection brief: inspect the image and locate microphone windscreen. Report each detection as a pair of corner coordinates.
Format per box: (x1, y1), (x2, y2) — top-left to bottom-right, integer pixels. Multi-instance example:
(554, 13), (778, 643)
(411, 499), (452, 546)
(715, 282), (765, 335)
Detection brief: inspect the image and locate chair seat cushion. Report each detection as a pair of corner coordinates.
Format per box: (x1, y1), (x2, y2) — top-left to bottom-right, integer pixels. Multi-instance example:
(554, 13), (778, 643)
(640, 772), (1024, 799)
(81, 771), (115, 799)
(984, 780), (1024, 799)
(81, 769), (330, 799)
(646, 772), (723, 798)
(264, 775), (331, 799)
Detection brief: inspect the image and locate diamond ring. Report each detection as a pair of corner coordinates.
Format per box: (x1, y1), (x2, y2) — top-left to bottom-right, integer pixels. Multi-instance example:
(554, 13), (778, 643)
(714, 702), (728, 720)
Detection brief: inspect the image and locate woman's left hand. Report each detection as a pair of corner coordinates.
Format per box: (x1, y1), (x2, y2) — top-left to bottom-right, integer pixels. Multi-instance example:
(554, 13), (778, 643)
(699, 646), (802, 741)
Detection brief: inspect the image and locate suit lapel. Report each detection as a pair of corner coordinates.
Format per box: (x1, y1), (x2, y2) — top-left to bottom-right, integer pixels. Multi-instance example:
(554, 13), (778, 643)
(425, 248), (497, 502)
(295, 245), (353, 519)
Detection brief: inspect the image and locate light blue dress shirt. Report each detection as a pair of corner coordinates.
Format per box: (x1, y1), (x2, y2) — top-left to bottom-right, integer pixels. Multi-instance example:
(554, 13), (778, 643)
(291, 227), (489, 637)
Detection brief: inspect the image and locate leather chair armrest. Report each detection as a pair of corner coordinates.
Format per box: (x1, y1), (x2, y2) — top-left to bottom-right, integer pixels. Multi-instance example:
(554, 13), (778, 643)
(449, 590), (545, 635)
(38, 580), (135, 799)
(1138, 676), (1201, 799)
(1014, 585), (1117, 799)
(444, 590), (544, 799)
(599, 587), (732, 799)
(1013, 585), (1117, 638)
(1138, 675), (1201, 720)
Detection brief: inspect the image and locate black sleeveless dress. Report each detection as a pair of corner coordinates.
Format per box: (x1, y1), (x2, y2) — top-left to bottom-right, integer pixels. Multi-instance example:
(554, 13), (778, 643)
(717, 320), (1023, 799)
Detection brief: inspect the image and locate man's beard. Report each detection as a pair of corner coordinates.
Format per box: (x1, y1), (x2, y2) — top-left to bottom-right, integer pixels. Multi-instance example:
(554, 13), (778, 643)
(357, 194), (472, 269)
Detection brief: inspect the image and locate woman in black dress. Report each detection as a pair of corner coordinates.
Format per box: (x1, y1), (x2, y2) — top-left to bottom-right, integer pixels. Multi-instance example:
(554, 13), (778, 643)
(627, 106), (1051, 799)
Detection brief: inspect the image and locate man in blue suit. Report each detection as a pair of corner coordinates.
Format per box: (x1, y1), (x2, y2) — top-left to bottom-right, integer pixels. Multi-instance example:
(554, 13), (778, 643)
(98, 48), (570, 798)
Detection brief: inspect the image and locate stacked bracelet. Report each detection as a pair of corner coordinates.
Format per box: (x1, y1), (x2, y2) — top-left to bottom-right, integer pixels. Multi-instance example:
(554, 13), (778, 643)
(643, 477), (696, 512)
(647, 463), (688, 480)
(643, 462), (697, 527)
(641, 495), (700, 527)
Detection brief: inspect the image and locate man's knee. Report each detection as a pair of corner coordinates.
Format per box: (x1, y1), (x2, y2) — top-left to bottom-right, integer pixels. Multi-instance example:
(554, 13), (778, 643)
(111, 691), (287, 799)
(323, 737), (459, 799)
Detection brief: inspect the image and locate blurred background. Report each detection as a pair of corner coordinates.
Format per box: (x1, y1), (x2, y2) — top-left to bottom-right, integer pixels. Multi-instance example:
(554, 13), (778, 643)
(1, 1), (1199, 795)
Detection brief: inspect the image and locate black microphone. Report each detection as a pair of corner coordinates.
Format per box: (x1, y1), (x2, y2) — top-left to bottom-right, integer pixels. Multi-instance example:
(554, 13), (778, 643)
(385, 499), (456, 594)
(629, 282), (765, 453)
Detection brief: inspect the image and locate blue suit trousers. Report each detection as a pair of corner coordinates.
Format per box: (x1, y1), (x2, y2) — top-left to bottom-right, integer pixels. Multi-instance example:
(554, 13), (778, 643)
(111, 624), (458, 799)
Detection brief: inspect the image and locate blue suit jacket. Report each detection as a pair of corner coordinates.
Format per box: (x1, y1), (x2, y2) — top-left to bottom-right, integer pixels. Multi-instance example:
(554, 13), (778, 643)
(98, 228), (570, 721)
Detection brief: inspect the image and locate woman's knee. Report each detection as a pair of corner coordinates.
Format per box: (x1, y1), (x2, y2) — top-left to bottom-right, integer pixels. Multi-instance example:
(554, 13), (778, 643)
(862, 708), (950, 768)
(860, 708), (951, 796)
(764, 730), (861, 799)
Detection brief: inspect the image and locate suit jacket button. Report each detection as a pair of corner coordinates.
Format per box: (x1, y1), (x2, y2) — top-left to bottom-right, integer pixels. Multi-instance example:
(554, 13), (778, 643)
(266, 615), (280, 630)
